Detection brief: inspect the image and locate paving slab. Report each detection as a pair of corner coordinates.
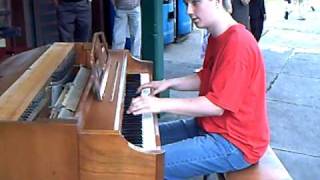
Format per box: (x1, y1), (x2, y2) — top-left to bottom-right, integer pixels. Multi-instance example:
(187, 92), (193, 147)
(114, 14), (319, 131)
(282, 52), (320, 79)
(261, 29), (320, 50)
(267, 100), (320, 156)
(164, 29), (203, 65)
(164, 61), (200, 79)
(263, 49), (292, 74)
(292, 52), (320, 61)
(267, 73), (320, 107)
(274, 149), (320, 180)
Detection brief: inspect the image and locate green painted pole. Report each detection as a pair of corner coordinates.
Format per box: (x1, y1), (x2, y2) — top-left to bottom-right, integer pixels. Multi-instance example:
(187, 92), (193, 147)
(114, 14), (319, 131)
(141, 0), (168, 98)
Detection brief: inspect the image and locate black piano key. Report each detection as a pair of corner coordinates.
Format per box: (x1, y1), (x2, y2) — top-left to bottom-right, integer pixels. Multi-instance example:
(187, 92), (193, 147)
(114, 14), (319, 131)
(122, 123), (142, 128)
(126, 74), (141, 82)
(125, 138), (142, 144)
(124, 115), (142, 120)
(122, 128), (142, 133)
(121, 73), (144, 147)
(123, 120), (141, 124)
(123, 123), (142, 128)
(122, 125), (142, 130)
(125, 136), (142, 141)
(123, 117), (142, 122)
(122, 132), (142, 137)
(123, 117), (141, 121)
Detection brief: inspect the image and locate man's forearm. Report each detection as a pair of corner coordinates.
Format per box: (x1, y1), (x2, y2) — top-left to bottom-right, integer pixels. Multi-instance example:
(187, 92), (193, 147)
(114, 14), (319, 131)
(160, 96), (224, 117)
(167, 74), (200, 91)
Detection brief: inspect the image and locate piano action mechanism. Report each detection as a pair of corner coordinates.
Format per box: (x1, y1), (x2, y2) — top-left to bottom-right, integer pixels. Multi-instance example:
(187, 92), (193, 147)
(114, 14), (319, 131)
(0, 32), (164, 180)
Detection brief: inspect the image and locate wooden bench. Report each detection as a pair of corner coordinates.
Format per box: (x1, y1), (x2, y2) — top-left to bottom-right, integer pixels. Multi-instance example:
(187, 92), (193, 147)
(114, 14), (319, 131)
(207, 146), (293, 180)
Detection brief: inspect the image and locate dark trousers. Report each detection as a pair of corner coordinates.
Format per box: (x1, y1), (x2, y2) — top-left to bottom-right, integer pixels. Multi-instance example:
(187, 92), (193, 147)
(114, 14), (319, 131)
(57, 0), (91, 42)
(250, 18), (264, 42)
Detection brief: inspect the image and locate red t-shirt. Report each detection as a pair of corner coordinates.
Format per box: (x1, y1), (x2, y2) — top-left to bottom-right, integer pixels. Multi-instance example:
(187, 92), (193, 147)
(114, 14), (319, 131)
(197, 24), (270, 164)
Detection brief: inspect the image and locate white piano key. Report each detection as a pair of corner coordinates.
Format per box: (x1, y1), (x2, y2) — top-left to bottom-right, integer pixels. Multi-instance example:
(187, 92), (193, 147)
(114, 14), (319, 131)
(140, 73), (157, 150)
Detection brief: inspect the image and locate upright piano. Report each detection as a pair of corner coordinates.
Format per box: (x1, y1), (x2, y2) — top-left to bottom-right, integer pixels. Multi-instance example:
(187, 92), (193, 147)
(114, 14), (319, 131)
(0, 32), (164, 180)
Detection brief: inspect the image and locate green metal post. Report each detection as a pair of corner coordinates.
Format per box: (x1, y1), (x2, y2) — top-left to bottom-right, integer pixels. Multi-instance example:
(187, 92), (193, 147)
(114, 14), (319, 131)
(141, 0), (168, 97)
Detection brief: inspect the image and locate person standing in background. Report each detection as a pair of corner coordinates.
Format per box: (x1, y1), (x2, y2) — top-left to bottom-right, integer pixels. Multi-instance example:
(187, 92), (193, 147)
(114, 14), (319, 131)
(111, 0), (141, 58)
(296, 0), (306, 20)
(231, 0), (250, 29)
(284, 0), (292, 20)
(53, 0), (92, 42)
(249, 0), (266, 41)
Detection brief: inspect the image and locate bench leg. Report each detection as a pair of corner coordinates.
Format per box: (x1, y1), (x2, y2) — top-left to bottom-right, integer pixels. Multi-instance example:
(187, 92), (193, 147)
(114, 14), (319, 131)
(216, 173), (225, 180)
(203, 173), (225, 180)
(203, 174), (209, 180)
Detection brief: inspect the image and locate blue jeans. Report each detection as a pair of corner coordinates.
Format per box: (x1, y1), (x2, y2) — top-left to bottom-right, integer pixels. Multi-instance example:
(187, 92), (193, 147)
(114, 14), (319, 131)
(160, 119), (251, 180)
(112, 6), (141, 58)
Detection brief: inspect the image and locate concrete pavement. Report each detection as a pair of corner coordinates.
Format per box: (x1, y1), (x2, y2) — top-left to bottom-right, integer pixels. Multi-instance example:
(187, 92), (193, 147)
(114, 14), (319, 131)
(162, 0), (320, 179)
(261, 0), (320, 179)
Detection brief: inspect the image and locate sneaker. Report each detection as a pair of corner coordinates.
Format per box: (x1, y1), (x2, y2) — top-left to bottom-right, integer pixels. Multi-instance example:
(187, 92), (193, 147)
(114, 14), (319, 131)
(284, 11), (289, 20)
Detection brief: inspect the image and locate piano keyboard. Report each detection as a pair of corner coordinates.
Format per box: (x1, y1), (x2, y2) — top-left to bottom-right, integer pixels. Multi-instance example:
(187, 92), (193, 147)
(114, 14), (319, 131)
(122, 73), (157, 151)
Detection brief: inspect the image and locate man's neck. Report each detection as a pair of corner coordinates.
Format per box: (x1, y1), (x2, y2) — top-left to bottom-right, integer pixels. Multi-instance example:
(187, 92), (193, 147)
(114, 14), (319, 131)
(208, 14), (237, 38)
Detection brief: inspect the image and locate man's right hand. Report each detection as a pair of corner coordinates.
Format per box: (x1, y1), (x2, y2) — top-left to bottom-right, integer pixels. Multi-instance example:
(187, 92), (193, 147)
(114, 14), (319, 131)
(137, 80), (171, 96)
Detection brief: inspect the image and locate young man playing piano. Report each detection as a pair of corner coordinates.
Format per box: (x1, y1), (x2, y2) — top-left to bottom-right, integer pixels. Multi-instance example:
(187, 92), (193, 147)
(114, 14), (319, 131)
(127, 0), (270, 179)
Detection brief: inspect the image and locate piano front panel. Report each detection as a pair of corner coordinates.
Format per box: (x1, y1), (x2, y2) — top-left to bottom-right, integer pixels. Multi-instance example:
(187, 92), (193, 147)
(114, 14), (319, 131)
(79, 131), (163, 180)
(0, 121), (79, 180)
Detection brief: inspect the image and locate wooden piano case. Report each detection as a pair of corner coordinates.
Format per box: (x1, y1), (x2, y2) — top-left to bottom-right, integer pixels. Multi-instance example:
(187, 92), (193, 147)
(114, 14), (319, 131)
(0, 39), (163, 180)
